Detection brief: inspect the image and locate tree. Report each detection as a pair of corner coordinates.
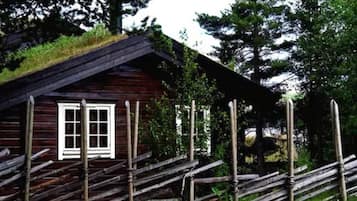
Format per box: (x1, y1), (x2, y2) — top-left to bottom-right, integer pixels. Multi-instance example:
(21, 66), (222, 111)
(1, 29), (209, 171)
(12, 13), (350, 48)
(0, 0), (150, 34)
(197, 0), (295, 173)
(294, 0), (357, 162)
(0, 0), (150, 70)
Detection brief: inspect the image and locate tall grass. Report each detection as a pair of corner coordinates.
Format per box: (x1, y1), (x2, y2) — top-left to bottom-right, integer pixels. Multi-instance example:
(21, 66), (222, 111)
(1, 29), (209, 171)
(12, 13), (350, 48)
(0, 24), (127, 84)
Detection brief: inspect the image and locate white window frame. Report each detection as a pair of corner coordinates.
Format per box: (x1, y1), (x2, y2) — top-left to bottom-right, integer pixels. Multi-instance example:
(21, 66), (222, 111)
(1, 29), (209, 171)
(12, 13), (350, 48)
(175, 105), (211, 155)
(58, 103), (115, 160)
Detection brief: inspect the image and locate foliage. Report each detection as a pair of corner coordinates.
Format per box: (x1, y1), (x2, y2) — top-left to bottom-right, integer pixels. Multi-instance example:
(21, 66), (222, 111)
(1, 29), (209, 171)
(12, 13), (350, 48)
(142, 95), (177, 159)
(197, 0), (295, 88)
(295, 147), (315, 171)
(0, 25), (126, 84)
(0, 0), (150, 33)
(293, 0), (357, 162)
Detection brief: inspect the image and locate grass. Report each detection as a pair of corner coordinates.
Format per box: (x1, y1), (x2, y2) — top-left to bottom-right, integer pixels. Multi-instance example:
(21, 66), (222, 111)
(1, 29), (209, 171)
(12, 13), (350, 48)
(0, 24), (127, 85)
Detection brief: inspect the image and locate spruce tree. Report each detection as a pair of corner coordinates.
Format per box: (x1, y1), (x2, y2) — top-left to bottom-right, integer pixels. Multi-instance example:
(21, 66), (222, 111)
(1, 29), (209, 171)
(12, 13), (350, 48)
(197, 0), (295, 173)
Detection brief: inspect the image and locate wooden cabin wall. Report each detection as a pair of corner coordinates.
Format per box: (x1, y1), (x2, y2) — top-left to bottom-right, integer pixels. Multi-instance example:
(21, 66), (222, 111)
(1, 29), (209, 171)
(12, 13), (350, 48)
(0, 64), (163, 161)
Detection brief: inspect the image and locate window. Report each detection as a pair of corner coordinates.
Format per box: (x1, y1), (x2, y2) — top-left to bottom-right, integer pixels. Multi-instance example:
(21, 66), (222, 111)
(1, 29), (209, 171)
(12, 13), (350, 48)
(175, 105), (211, 155)
(58, 103), (115, 160)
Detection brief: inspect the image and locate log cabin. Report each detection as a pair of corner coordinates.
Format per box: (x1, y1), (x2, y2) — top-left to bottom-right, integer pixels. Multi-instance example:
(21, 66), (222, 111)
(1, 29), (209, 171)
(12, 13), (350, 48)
(0, 32), (279, 200)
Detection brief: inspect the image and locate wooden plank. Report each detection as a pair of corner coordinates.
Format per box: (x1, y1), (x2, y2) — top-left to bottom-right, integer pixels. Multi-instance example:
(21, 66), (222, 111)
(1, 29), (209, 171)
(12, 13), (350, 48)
(189, 100), (196, 201)
(24, 96), (34, 201)
(125, 100), (134, 201)
(134, 160), (199, 187)
(194, 174), (259, 184)
(133, 101), (139, 192)
(0, 149), (49, 177)
(134, 155), (187, 175)
(229, 100), (239, 201)
(31, 156), (99, 181)
(81, 99), (89, 201)
(295, 155), (355, 180)
(287, 99), (294, 201)
(330, 100), (347, 201)
(0, 148), (10, 158)
(0, 160), (53, 187)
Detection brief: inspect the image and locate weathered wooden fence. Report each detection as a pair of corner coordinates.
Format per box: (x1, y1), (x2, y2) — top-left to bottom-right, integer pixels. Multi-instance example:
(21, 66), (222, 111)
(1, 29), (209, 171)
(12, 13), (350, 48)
(0, 97), (356, 201)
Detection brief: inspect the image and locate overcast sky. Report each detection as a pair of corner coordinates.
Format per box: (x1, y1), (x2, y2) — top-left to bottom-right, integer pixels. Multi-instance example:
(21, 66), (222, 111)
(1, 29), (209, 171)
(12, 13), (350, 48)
(124, 0), (299, 90)
(124, 0), (235, 57)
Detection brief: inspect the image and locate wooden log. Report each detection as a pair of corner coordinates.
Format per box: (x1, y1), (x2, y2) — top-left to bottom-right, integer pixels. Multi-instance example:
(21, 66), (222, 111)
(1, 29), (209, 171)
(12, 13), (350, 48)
(0, 160), (53, 187)
(287, 99), (294, 201)
(330, 100), (347, 201)
(81, 99), (89, 201)
(32, 152), (150, 201)
(238, 171), (279, 189)
(50, 174), (127, 201)
(24, 96), (34, 201)
(89, 186), (126, 201)
(242, 166), (307, 193)
(194, 174), (258, 184)
(31, 156), (99, 181)
(229, 100), (239, 201)
(295, 155), (355, 181)
(135, 160), (199, 187)
(134, 155), (187, 175)
(30, 174), (71, 192)
(133, 151), (152, 164)
(0, 148), (10, 159)
(294, 160), (357, 191)
(0, 149), (49, 174)
(112, 174), (187, 201)
(188, 160), (224, 177)
(254, 161), (357, 201)
(133, 101), (139, 192)
(189, 100), (195, 201)
(32, 160), (126, 201)
(125, 100), (134, 201)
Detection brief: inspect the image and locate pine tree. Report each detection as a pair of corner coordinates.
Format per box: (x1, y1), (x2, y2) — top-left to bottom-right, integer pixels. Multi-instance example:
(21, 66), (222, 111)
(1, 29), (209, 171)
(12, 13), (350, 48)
(197, 0), (295, 173)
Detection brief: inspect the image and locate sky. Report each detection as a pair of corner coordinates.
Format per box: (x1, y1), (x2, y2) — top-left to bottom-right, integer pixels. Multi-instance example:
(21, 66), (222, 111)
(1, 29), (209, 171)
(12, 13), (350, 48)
(124, 0), (299, 91)
(124, 0), (235, 57)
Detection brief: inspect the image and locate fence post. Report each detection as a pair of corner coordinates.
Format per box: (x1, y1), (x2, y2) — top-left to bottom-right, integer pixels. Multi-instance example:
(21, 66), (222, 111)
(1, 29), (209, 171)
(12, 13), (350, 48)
(189, 100), (196, 201)
(125, 101), (134, 201)
(133, 101), (140, 192)
(24, 96), (34, 201)
(287, 99), (294, 201)
(229, 100), (239, 201)
(80, 99), (89, 201)
(330, 100), (347, 201)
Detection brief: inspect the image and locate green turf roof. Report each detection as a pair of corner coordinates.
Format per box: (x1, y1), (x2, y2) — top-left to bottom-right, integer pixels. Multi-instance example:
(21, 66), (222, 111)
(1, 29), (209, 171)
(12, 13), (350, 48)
(0, 25), (127, 85)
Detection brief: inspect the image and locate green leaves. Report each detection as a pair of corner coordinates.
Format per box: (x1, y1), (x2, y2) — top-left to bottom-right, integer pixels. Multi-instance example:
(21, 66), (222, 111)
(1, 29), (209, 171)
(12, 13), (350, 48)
(197, 0), (295, 86)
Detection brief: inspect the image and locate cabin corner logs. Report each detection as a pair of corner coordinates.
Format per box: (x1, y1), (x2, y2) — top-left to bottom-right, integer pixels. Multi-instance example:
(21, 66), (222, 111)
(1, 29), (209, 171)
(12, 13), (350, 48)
(0, 97), (356, 201)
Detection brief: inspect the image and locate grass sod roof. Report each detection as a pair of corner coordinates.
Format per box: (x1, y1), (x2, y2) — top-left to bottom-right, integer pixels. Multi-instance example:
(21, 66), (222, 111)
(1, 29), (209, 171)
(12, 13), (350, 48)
(0, 25), (127, 85)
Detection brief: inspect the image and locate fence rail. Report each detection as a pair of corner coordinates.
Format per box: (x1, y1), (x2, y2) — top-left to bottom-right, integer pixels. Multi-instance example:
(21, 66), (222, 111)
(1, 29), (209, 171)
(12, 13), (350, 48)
(0, 98), (355, 201)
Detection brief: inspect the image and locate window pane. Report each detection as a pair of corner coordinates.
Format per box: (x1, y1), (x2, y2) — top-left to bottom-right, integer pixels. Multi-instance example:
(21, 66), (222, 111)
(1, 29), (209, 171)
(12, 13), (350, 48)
(90, 110), (97, 121)
(100, 136), (108, 147)
(65, 136), (74, 148)
(90, 136), (98, 147)
(99, 123), (108, 134)
(65, 123), (74, 134)
(75, 109), (81, 121)
(75, 136), (81, 148)
(76, 123), (81, 135)
(65, 110), (74, 121)
(90, 123), (97, 134)
(100, 110), (107, 121)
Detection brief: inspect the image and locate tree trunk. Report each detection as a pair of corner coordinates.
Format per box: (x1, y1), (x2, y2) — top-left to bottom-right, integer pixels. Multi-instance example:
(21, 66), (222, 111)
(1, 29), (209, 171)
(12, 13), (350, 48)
(109, 0), (123, 34)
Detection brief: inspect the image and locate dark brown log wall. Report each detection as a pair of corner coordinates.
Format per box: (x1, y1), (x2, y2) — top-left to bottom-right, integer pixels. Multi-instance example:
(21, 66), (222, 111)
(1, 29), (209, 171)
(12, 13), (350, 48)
(0, 64), (163, 160)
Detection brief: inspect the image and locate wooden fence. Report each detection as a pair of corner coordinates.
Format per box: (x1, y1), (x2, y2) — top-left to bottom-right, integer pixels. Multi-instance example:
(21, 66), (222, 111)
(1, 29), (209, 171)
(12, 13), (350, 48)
(0, 97), (356, 201)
